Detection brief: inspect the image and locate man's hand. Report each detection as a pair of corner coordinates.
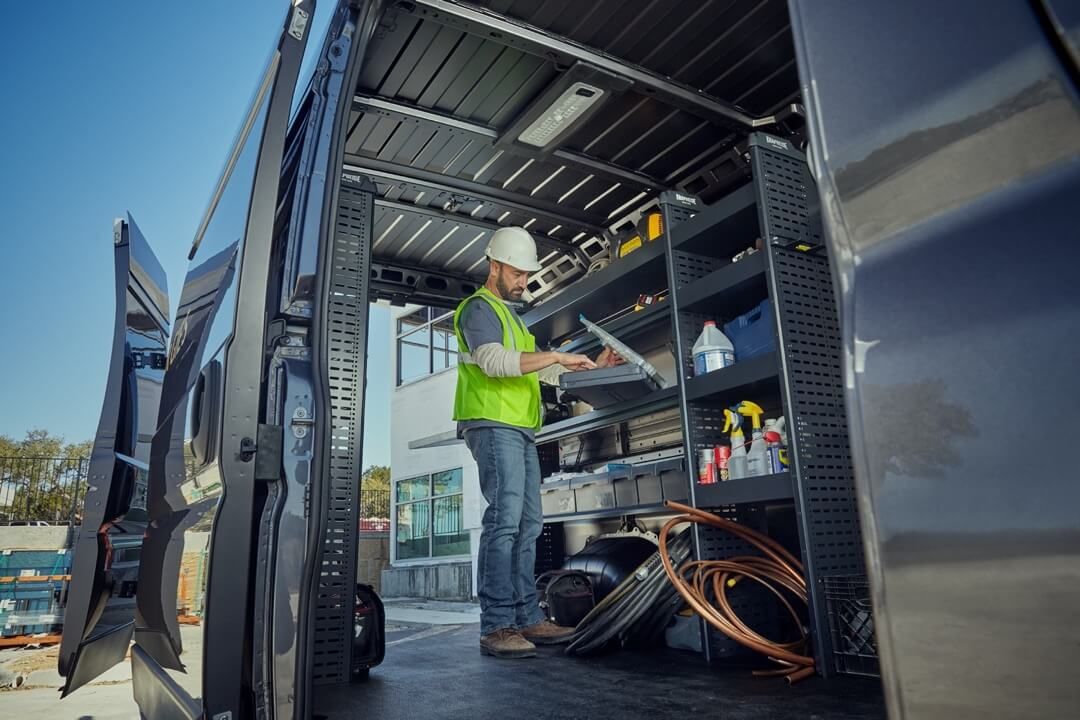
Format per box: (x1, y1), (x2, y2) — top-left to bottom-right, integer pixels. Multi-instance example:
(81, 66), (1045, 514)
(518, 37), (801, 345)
(596, 346), (626, 368)
(555, 352), (598, 372)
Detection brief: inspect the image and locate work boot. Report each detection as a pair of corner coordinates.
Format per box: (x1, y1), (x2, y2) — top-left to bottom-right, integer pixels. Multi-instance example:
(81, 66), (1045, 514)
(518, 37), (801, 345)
(480, 628), (537, 659)
(520, 620), (575, 645)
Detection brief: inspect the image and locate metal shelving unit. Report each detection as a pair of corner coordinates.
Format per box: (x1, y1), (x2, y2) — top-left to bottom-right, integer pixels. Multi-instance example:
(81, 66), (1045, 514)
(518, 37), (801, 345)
(693, 471), (793, 505)
(556, 300), (671, 357)
(535, 386), (679, 445)
(522, 235), (668, 344)
(682, 353), (779, 403)
(526, 134), (863, 677)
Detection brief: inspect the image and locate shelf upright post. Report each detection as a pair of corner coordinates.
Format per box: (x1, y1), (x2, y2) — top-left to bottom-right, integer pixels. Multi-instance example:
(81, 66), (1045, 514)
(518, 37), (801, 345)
(750, 132), (863, 677)
(658, 190), (719, 660)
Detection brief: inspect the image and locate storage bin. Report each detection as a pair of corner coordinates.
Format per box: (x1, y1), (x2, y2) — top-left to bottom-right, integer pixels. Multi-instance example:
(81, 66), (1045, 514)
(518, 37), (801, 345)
(724, 299), (775, 361)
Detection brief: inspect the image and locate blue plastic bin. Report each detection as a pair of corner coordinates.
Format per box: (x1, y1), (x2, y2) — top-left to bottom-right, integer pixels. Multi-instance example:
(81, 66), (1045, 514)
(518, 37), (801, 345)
(724, 299), (775, 361)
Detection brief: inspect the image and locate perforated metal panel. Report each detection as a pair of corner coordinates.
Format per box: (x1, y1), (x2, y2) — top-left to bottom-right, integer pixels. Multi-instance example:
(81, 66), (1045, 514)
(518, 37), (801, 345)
(696, 506), (780, 657)
(753, 142), (822, 248)
(535, 523), (565, 578)
(752, 136), (861, 676)
(672, 250), (723, 291)
(771, 247), (860, 578)
(312, 181), (374, 684)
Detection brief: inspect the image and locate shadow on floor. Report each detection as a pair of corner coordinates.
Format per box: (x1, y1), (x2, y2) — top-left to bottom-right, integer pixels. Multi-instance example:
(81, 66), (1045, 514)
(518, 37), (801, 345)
(314, 623), (885, 720)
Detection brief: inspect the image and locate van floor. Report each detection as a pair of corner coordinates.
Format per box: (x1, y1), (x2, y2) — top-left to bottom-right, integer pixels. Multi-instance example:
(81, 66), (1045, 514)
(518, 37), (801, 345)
(313, 623), (886, 720)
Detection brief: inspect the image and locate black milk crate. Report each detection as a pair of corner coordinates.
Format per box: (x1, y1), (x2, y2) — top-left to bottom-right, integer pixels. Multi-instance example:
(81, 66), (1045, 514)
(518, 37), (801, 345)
(824, 575), (880, 678)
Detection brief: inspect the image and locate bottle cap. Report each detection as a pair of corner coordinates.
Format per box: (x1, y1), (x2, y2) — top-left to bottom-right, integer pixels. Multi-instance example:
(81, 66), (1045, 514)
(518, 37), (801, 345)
(704, 320), (716, 327)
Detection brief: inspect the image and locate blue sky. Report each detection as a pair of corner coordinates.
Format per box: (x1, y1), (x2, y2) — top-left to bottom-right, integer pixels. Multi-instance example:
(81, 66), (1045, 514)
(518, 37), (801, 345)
(0, 2), (391, 467)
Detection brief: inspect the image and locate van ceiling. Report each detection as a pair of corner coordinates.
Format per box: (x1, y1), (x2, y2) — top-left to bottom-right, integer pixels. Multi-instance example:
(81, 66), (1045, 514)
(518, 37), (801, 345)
(344, 0), (802, 303)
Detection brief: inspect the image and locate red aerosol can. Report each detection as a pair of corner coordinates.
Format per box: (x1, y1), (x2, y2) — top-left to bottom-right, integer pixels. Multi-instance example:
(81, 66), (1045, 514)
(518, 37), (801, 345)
(714, 445), (731, 482)
(698, 448), (717, 484)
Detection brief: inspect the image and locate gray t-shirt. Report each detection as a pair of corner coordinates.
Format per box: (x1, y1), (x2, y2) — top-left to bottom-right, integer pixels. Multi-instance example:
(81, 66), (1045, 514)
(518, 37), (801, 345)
(456, 297), (536, 441)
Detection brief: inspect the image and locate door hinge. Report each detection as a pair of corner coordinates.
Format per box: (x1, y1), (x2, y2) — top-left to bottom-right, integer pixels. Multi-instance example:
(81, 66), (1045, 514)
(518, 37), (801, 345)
(291, 406), (315, 438)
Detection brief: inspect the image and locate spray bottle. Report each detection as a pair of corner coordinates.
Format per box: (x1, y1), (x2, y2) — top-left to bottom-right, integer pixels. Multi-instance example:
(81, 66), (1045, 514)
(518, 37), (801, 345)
(723, 409), (748, 480)
(764, 417), (788, 474)
(737, 401), (768, 477)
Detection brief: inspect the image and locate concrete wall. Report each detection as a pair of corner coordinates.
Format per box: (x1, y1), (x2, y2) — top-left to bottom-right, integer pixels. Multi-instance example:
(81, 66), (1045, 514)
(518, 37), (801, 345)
(390, 305), (483, 598)
(0, 526), (72, 551)
(357, 534), (390, 593)
(380, 561), (473, 600)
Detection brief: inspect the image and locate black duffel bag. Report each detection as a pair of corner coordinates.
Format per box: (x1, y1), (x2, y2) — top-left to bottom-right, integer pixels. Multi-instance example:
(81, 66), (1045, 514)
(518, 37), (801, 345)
(536, 570), (594, 628)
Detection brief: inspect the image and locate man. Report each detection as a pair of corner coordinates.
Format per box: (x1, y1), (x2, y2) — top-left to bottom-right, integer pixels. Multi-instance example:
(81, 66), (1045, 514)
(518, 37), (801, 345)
(453, 226), (621, 659)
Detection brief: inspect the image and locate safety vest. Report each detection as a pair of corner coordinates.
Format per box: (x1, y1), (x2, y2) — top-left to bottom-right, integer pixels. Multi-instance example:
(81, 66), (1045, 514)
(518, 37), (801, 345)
(452, 287), (542, 430)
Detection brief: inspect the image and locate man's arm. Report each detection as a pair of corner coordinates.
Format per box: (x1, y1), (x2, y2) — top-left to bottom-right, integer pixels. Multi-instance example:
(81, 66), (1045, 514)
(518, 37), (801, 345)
(460, 299), (596, 378)
(521, 351), (595, 374)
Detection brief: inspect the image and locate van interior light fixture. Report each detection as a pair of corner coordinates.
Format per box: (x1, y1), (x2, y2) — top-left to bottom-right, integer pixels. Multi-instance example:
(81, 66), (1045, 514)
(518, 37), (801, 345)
(517, 83), (604, 148)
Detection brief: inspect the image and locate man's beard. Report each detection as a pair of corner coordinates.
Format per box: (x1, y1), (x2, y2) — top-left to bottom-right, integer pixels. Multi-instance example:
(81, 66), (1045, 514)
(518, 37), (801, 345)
(496, 274), (522, 300)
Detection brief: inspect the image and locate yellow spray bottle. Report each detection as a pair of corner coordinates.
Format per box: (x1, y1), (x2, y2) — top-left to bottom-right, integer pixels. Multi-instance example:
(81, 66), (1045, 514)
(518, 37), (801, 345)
(737, 401), (768, 477)
(723, 408), (748, 480)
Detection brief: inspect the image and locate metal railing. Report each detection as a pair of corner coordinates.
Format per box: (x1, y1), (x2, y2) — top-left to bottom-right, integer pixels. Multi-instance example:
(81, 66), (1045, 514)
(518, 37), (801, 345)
(358, 488), (391, 533)
(0, 455), (394, 534)
(0, 456), (89, 525)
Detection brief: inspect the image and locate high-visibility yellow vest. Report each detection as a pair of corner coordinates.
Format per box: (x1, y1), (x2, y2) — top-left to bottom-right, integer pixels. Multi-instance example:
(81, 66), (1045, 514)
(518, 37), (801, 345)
(452, 287), (542, 431)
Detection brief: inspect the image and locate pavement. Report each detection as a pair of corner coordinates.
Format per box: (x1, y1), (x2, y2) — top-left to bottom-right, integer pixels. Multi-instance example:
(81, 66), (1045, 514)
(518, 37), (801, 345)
(0, 599), (479, 719)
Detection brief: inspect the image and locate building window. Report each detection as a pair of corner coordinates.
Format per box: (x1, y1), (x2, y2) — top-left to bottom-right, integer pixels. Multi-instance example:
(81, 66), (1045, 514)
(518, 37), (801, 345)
(396, 307), (458, 386)
(395, 468), (469, 560)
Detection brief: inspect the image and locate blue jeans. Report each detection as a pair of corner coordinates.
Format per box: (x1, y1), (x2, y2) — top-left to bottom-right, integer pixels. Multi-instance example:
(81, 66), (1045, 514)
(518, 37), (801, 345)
(464, 427), (546, 636)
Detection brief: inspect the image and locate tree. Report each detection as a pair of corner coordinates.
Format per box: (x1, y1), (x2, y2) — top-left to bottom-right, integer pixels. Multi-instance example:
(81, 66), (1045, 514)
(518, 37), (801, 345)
(0, 429), (93, 523)
(359, 465), (391, 521)
(360, 465), (391, 494)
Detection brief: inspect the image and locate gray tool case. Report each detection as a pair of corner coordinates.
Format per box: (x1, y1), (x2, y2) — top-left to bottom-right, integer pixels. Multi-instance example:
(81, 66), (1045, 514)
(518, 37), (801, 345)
(559, 364), (661, 408)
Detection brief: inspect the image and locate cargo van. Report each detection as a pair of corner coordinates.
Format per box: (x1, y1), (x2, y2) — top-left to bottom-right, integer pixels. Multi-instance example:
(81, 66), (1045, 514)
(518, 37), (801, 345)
(58, 1), (1080, 719)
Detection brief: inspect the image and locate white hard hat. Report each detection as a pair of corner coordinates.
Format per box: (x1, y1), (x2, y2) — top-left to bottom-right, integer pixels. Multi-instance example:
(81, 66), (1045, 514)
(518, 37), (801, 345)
(485, 226), (542, 273)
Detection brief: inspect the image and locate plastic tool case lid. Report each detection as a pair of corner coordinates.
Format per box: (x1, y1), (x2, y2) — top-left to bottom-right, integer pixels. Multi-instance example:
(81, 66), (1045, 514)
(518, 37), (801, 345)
(559, 364), (661, 408)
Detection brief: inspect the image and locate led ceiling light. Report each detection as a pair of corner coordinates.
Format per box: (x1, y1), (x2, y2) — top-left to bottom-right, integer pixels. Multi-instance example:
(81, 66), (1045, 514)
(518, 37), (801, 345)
(517, 82), (604, 148)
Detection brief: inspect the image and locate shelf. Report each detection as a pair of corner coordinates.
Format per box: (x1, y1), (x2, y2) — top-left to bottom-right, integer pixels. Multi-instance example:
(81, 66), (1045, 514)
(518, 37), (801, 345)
(540, 457), (688, 521)
(558, 300), (672, 356)
(523, 238), (668, 344)
(537, 386), (680, 444)
(693, 471), (793, 506)
(683, 352), (779, 404)
(543, 503), (674, 523)
(670, 183), (759, 258)
(677, 252), (767, 315)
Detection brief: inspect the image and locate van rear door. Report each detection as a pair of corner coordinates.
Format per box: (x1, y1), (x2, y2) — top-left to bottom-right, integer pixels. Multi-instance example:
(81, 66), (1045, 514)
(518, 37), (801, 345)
(58, 214), (169, 697)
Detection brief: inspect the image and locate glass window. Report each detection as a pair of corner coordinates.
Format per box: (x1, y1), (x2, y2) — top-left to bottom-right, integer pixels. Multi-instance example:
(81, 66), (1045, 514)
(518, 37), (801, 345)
(398, 339), (430, 385)
(395, 307), (458, 385)
(396, 502), (430, 560)
(432, 495), (469, 557)
(396, 476), (430, 503)
(432, 468), (462, 496)
(397, 308), (429, 335)
(394, 469), (468, 561)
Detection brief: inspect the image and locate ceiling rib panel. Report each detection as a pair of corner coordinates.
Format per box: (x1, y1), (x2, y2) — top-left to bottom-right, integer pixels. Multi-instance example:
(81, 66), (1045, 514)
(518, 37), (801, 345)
(349, 0), (803, 300)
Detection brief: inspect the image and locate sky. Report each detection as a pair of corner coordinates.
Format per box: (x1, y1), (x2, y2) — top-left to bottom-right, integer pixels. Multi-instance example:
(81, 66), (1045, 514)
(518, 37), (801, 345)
(0, 2), (391, 467)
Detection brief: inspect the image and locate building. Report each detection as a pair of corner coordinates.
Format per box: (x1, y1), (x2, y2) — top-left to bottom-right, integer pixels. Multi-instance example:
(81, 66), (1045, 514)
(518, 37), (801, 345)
(381, 304), (481, 600)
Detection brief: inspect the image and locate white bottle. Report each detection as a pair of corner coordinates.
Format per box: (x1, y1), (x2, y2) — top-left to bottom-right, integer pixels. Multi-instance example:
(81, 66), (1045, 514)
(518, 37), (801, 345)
(739, 400), (768, 477)
(746, 428), (769, 477)
(729, 433), (748, 480)
(692, 321), (735, 376)
(725, 409), (748, 480)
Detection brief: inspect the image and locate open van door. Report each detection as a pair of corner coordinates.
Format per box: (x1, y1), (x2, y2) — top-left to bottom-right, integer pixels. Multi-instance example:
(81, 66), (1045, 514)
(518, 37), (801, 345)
(58, 214), (169, 697)
(131, 3), (316, 718)
(59, 3), (316, 717)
